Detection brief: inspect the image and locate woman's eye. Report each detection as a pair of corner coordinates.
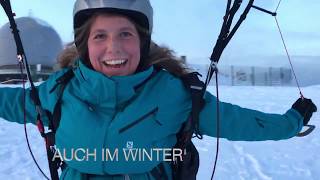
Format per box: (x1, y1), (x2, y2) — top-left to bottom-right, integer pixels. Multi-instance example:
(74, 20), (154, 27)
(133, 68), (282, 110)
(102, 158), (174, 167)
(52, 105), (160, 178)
(120, 31), (133, 38)
(93, 34), (106, 40)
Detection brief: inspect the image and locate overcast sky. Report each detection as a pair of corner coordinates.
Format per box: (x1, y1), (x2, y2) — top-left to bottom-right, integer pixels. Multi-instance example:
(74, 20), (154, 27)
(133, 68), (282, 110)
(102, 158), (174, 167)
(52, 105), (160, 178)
(0, 0), (319, 66)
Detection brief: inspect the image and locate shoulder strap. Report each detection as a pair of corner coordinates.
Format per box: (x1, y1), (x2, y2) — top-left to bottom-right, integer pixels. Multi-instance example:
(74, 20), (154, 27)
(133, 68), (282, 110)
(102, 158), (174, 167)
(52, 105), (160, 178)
(49, 69), (75, 132)
(40, 69), (75, 180)
(170, 72), (204, 180)
(47, 69), (75, 180)
(180, 72), (205, 139)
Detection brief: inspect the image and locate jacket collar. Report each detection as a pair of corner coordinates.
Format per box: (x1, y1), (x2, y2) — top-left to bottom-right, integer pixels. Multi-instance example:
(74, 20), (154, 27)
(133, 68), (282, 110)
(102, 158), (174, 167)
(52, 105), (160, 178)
(73, 59), (154, 106)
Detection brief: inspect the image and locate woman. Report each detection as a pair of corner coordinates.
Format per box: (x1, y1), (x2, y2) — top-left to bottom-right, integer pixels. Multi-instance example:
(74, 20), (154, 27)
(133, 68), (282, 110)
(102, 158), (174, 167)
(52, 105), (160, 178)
(0, 0), (317, 179)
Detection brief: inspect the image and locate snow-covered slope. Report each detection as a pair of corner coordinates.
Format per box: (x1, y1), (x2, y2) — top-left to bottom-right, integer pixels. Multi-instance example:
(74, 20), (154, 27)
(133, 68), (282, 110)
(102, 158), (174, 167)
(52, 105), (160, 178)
(196, 85), (320, 180)
(0, 85), (319, 180)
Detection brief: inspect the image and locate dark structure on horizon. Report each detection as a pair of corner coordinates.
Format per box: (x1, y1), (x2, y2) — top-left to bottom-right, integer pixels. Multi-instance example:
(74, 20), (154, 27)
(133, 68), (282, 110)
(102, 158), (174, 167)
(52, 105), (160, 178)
(0, 16), (62, 84)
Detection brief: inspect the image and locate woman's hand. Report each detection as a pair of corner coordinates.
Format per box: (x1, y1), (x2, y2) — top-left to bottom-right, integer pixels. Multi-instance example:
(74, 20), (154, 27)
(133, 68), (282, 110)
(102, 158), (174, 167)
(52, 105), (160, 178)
(292, 98), (317, 125)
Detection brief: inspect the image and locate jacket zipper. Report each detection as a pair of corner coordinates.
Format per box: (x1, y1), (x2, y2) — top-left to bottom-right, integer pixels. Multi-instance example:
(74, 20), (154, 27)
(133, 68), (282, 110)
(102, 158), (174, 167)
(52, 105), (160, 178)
(119, 107), (159, 134)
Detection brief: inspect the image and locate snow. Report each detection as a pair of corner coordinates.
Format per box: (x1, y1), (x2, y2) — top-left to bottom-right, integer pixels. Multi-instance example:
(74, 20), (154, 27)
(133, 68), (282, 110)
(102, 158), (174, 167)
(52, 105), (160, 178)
(0, 85), (319, 180)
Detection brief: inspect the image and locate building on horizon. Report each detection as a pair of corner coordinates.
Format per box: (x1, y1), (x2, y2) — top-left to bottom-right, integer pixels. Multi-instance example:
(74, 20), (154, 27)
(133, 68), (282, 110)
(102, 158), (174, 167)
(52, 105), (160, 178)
(0, 16), (62, 84)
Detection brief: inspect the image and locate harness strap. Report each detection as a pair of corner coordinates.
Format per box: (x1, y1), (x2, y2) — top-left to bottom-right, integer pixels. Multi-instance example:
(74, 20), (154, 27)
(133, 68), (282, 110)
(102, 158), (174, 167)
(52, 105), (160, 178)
(50, 69), (75, 132)
(45, 69), (75, 180)
(150, 162), (169, 180)
(180, 72), (205, 138)
(170, 72), (205, 180)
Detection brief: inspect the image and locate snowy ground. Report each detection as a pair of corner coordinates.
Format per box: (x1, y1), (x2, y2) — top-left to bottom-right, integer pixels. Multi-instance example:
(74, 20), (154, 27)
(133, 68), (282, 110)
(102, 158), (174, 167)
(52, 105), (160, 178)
(0, 85), (319, 180)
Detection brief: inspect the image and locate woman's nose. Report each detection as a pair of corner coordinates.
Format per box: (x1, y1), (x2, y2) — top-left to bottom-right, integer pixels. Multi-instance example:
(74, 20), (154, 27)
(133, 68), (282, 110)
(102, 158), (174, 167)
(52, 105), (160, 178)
(106, 37), (121, 54)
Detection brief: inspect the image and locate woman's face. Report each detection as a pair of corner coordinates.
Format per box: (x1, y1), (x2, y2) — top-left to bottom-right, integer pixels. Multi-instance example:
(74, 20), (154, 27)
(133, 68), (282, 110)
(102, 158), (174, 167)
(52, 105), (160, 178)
(88, 14), (141, 76)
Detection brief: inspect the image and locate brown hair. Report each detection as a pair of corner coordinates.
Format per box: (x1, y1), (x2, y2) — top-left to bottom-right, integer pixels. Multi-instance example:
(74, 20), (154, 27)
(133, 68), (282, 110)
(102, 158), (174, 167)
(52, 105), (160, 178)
(57, 12), (190, 77)
(57, 42), (79, 68)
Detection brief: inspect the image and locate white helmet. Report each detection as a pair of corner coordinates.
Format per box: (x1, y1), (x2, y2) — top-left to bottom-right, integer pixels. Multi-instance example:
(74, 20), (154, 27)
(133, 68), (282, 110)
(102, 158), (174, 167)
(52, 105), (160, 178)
(73, 0), (153, 32)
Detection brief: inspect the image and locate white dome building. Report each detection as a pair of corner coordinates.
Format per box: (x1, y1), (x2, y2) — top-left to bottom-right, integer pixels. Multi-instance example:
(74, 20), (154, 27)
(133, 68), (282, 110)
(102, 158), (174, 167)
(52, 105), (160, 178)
(0, 16), (62, 83)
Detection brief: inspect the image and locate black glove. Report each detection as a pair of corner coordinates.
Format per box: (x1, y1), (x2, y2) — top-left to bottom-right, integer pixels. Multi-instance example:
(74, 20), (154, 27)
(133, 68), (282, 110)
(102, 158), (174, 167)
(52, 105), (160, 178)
(292, 98), (317, 125)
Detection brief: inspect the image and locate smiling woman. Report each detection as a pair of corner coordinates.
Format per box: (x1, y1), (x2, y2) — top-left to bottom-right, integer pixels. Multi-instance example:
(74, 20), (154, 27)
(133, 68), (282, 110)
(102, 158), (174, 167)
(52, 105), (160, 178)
(0, 0), (317, 180)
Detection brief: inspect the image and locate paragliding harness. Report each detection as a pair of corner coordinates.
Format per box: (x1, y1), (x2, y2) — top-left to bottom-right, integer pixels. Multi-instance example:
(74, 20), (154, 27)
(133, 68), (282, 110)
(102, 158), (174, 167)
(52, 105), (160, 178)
(2, 0), (316, 179)
(170, 72), (205, 180)
(146, 71), (205, 180)
(42, 67), (205, 180)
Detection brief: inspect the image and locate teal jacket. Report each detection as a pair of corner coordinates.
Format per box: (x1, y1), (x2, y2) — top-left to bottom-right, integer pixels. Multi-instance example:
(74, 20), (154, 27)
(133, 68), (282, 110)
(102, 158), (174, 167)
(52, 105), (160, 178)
(0, 60), (303, 179)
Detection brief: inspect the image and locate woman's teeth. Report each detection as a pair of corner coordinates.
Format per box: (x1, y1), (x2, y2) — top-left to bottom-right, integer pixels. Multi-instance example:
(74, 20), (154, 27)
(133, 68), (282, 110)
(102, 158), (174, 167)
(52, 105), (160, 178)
(102, 59), (127, 66)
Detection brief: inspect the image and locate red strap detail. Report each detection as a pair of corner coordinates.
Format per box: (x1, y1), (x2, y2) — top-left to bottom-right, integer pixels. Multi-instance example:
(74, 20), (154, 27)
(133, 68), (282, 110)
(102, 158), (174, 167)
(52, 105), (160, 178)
(36, 119), (45, 134)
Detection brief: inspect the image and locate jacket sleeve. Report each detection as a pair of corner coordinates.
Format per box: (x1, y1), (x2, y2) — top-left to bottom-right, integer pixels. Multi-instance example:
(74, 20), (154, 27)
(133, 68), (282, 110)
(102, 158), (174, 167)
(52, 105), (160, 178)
(0, 71), (66, 125)
(0, 86), (37, 124)
(199, 91), (304, 141)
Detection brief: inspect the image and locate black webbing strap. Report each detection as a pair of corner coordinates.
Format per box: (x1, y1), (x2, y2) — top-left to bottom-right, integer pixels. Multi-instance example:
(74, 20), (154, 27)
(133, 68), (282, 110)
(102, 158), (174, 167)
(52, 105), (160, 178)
(180, 72), (205, 139)
(45, 69), (75, 179)
(170, 72), (205, 180)
(150, 162), (169, 180)
(49, 69), (75, 131)
(45, 134), (59, 180)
